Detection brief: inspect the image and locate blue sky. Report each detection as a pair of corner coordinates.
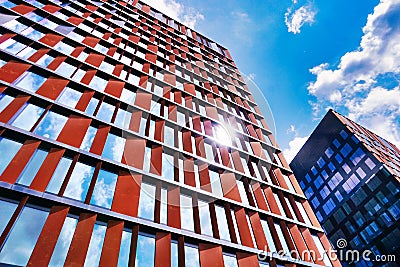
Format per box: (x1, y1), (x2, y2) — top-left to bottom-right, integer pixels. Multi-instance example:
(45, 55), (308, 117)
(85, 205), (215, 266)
(143, 0), (400, 162)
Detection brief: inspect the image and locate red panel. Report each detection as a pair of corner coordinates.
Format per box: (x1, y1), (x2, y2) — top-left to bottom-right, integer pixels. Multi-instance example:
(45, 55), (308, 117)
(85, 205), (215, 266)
(155, 232), (171, 267)
(27, 206), (69, 266)
(99, 221), (124, 267)
(220, 172), (242, 202)
(234, 207), (254, 248)
(104, 80), (124, 98)
(39, 33), (63, 47)
(0, 61), (31, 83)
(183, 158), (196, 187)
(64, 213), (97, 266)
(123, 136), (146, 169)
(198, 243), (224, 267)
(129, 35), (140, 44)
(129, 110), (142, 132)
(237, 252), (259, 267)
(86, 53), (105, 67)
(184, 83), (195, 95)
(248, 212), (268, 250)
(0, 140), (40, 184)
(251, 183), (269, 212)
(0, 95), (30, 123)
(42, 4), (61, 13)
(318, 233), (341, 267)
(112, 64), (124, 77)
(46, 56), (67, 71)
(300, 228), (325, 265)
(150, 145), (162, 176)
(134, 91), (152, 111)
(12, 4), (35, 15)
(145, 53), (157, 64)
(85, 4), (98, 12)
(263, 187), (281, 215)
(67, 16), (84, 26)
(164, 73), (176, 86)
(36, 77), (69, 100)
(83, 36), (100, 48)
(30, 148), (65, 192)
(75, 90), (95, 111)
(142, 5), (150, 13)
(198, 163), (212, 192)
(111, 171), (142, 217)
(89, 125), (110, 155)
(287, 224), (312, 263)
(56, 115), (91, 148)
(80, 69), (97, 85)
(167, 186), (181, 228)
(28, 48), (51, 63)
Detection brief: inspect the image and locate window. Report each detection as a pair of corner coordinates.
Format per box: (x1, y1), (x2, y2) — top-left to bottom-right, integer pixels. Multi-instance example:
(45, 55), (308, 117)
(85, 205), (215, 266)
(0, 93), (14, 113)
(49, 215), (77, 267)
(333, 139), (340, 148)
(325, 147), (334, 158)
(85, 97), (99, 115)
(322, 199), (336, 215)
(10, 102), (45, 131)
(96, 101), (115, 122)
(184, 244), (200, 267)
(102, 133), (126, 162)
(55, 62), (77, 78)
(89, 75), (108, 91)
(334, 153), (343, 164)
(138, 182), (156, 221)
(209, 170), (223, 197)
(34, 111), (68, 140)
(16, 148), (47, 186)
(314, 175), (323, 189)
(162, 152), (174, 181)
(0, 138), (22, 175)
(0, 206), (48, 266)
(117, 230), (132, 267)
(365, 158), (376, 170)
(340, 143), (352, 158)
(223, 254), (238, 267)
(114, 108), (131, 129)
(84, 222), (107, 266)
(13, 71), (46, 93)
(160, 188), (168, 225)
(136, 234), (155, 267)
(215, 205), (230, 241)
(57, 87), (82, 109)
(198, 200), (213, 236)
(274, 222), (290, 256)
(45, 156), (72, 194)
(90, 169), (118, 209)
(340, 130), (348, 139)
(0, 199), (18, 235)
(181, 194), (194, 231)
(350, 148), (365, 166)
(236, 180), (249, 205)
(317, 157), (325, 168)
(64, 161), (95, 201)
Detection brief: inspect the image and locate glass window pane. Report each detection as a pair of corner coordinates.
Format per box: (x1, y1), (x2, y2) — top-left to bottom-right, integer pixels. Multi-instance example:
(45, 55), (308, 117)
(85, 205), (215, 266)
(198, 200), (213, 236)
(0, 93), (14, 113)
(0, 138), (22, 175)
(223, 254), (238, 267)
(184, 244), (200, 267)
(96, 101), (115, 122)
(90, 169), (118, 209)
(215, 205), (230, 241)
(135, 234), (155, 267)
(171, 241), (178, 267)
(118, 230), (132, 267)
(160, 187), (168, 225)
(11, 103), (45, 131)
(260, 220), (276, 252)
(102, 133), (125, 162)
(46, 156), (72, 194)
(17, 148), (47, 186)
(0, 206), (48, 266)
(13, 71), (46, 92)
(114, 108), (131, 129)
(57, 87), (82, 108)
(0, 199), (18, 235)
(80, 126), (97, 151)
(34, 111), (68, 140)
(237, 180), (249, 205)
(181, 194), (194, 231)
(209, 170), (223, 197)
(164, 125), (174, 147)
(274, 222), (290, 256)
(49, 216), (78, 267)
(84, 223), (107, 267)
(162, 153), (174, 181)
(138, 183), (156, 221)
(64, 162), (95, 202)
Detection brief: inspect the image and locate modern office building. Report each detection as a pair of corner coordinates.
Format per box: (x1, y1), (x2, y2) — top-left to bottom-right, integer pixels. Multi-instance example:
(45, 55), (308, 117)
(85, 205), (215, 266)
(0, 0), (339, 266)
(291, 110), (400, 266)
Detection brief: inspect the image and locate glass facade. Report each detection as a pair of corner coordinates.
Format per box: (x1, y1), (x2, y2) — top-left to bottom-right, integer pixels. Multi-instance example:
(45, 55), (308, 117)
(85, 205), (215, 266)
(0, 0), (338, 266)
(291, 110), (400, 266)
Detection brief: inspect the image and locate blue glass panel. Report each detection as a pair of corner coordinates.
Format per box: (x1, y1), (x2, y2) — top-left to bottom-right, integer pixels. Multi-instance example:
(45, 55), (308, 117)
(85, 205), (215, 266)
(135, 234), (155, 267)
(11, 103), (45, 131)
(0, 199), (17, 235)
(117, 230), (131, 267)
(0, 138), (22, 175)
(49, 216), (77, 267)
(34, 111), (68, 140)
(46, 156), (72, 194)
(13, 71), (46, 92)
(90, 169), (118, 209)
(17, 148), (47, 186)
(83, 223), (106, 267)
(101, 133), (125, 162)
(64, 162), (95, 201)
(184, 244), (200, 267)
(138, 183), (155, 221)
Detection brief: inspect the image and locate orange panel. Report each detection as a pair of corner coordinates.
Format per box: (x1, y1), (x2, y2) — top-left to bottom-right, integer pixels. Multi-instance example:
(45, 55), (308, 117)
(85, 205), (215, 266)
(27, 206), (69, 266)
(80, 69), (97, 85)
(0, 95), (30, 123)
(99, 221), (124, 267)
(104, 80), (125, 98)
(129, 35), (140, 44)
(164, 73), (176, 86)
(89, 125), (110, 155)
(36, 77), (69, 100)
(111, 172), (142, 217)
(251, 183), (269, 212)
(64, 213), (97, 266)
(237, 252), (259, 267)
(155, 232), (171, 267)
(39, 33), (63, 47)
(83, 36), (100, 48)
(248, 212), (268, 250)
(134, 91), (152, 111)
(198, 243), (224, 267)
(75, 90), (95, 111)
(42, 4), (61, 13)
(184, 158), (196, 187)
(167, 186), (181, 228)
(12, 4), (35, 14)
(234, 207), (254, 248)
(123, 136), (146, 169)
(30, 148), (65, 192)
(86, 53), (106, 67)
(67, 16), (84, 26)
(150, 145), (162, 175)
(47, 56), (67, 71)
(0, 140), (40, 184)
(145, 53), (157, 64)
(28, 48), (51, 63)
(220, 172), (242, 202)
(0, 61), (31, 83)
(57, 115), (91, 148)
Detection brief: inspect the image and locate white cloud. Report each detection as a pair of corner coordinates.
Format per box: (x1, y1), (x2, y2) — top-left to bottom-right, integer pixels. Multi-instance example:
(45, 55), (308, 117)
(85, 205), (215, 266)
(284, 3), (316, 34)
(141, 0), (204, 29)
(283, 136), (309, 163)
(308, 0), (400, 147)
